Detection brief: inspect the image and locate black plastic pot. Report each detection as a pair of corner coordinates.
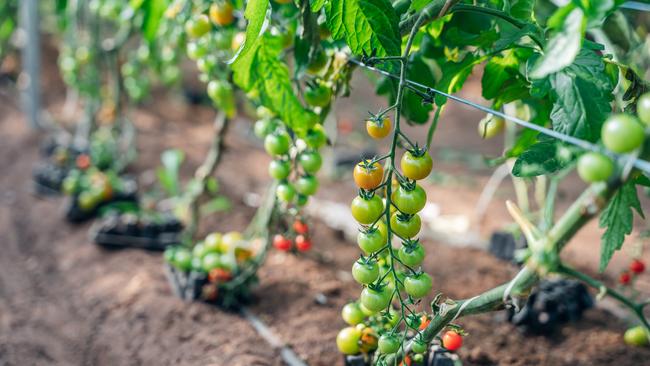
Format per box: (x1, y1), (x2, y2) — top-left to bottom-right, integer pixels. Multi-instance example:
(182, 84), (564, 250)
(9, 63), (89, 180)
(92, 213), (182, 251)
(343, 345), (458, 366)
(64, 179), (138, 223)
(32, 162), (67, 196)
(488, 231), (527, 262)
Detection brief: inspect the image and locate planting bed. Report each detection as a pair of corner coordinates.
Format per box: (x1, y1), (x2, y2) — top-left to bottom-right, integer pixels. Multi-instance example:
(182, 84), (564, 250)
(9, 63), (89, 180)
(1, 56), (650, 365)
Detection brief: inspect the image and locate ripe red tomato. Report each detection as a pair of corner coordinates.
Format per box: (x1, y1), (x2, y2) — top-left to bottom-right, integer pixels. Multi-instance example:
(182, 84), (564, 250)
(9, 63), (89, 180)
(295, 235), (312, 252)
(442, 331), (463, 351)
(619, 272), (631, 285)
(208, 268), (233, 282)
(293, 220), (309, 235)
(273, 234), (291, 251)
(76, 154), (91, 170)
(630, 259), (645, 274)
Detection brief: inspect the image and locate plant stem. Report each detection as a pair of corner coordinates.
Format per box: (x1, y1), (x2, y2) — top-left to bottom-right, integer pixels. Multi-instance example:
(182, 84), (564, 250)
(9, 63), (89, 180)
(399, 0), (460, 36)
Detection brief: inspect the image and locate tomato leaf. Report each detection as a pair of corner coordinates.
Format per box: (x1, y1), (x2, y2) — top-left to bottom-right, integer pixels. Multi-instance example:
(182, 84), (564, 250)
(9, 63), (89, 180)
(599, 181), (645, 272)
(310, 0), (327, 12)
(508, 0), (535, 21)
(529, 8), (585, 79)
(325, 0), (401, 56)
(232, 35), (317, 133)
(141, 0), (167, 42)
(511, 139), (574, 177)
(228, 0), (269, 64)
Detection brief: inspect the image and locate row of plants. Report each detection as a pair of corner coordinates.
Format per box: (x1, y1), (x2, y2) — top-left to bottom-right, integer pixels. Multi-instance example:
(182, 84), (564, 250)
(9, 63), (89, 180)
(10, 0), (650, 364)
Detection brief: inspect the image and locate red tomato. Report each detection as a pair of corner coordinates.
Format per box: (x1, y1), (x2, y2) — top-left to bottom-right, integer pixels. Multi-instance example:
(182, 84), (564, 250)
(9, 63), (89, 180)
(419, 315), (431, 331)
(442, 331), (463, 351)
(619, 272), (631, 285)
(295, 235), (312, 252)
(208, 268), (233, 282)
(76, 154), (91, 170)
(293, 220), (309, 235)
(630, 259), (645, 274)
(273, 234), (291, 251)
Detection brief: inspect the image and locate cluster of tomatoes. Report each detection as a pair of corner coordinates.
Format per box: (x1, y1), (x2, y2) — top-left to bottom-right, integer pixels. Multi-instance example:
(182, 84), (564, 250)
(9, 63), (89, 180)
(273, 219), (313, 252)
(576, 92), (650, 184)
(337, 112), (453, 360)
(165, 231), (254, 282)
(618, 259), (646, 286)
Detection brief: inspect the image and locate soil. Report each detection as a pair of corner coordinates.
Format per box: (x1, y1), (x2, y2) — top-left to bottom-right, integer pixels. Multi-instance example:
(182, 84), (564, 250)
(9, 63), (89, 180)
(1, 48), (650, 366)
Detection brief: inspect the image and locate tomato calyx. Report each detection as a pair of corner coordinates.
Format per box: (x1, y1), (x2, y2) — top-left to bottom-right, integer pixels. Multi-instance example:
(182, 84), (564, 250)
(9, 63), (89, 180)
(358, 188), (378, 201)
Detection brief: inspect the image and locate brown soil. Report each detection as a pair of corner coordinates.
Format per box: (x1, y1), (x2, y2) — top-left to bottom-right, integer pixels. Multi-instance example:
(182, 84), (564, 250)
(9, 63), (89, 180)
(1, 49), (650, 366)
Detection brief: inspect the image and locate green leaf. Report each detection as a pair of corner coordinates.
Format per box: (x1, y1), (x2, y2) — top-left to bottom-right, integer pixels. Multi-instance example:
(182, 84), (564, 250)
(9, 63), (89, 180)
(434, 53), (484, 106)
(481, 53), (518, 100)
(511, 139), (574, 177)
(547, 48), (613, 141)
(311, 0), (327, 12)
(229, 0), (269, 64)
(142, 0), (167, 42)
(509, 0), (535, 21)
(232, 35), (317, 132)
(410, 0), (432, 12)
(530, 8), (585, 79)
(599, 181), (645, 271)
(200, 196), (231, 215)
(325, 0), (401, 56)
(158, 149), (185, 196)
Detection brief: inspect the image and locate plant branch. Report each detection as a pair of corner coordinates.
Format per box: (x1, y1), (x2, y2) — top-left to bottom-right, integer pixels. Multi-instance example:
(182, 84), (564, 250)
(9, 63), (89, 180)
(399, 0), (460, 36)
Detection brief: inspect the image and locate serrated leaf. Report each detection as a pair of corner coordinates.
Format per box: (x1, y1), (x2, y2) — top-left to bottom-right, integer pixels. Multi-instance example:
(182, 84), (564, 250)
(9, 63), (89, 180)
(599, 181), (645, 271)
(232, 35), (317, 133)
(228, 0), (269, 64)
(325, 0), (400, 56)
(511, 140), (573, 177)
(530, 8), (585, 79)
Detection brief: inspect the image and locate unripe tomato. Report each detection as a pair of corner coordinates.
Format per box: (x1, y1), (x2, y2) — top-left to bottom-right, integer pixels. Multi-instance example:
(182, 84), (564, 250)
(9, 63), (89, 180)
(401, 151), (433, 180)
(273, 234), (292, 251)
(304, 125), (328, 149)
(390, 213), (421, 239)
(442, 331), (463, 351)
(411, 339), (427, 354)
(478, 114), (505, 139)
(360, 286), (392, 312)
(392, 184), (426, 214)
(352, 260), (379, 284)
(295, 175), (319, 196)
(172, 248), (193, 272)
(304, 84), (332, 108)
(307, 49), (328, 75)
(341, 302), (365, 325)
(337, 327), (362, 355)
(357, 227), (386, 254)
(209, 1), (234, 26)
(630, 259), (645, 274)
(268, 159), (291, 180)
(276, 182), (296, 202)
(576, 152), (614, 183)
(202, 252), (221, 272)
(637, 93), (650, 126)
(624, 326), (649, 347)
(299, 151), (322, 174)
(378, 334), (400, 354)
(204, 232), (223, 253)
(295, 235), (312, 252)
(265, 131), (291, 156)
(601, 114), (645, 153)
(207, 80), (236, 118)
(222, 231), (242, 250)
(404, 272), (432, 298)
(254, 118), (281, 138)
(231, 32), (246, 52)
(398, 242), (425, 267)
(366, 117), (392, 139)
(185, 14), (211, 38)
(353, 161), (384, 190)
(351, 195), (384, 225)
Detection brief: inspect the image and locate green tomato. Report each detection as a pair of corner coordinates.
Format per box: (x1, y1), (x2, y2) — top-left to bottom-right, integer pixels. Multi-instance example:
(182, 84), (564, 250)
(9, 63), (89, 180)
(357, 227), (386, 254)
(304, 125), (327, 149)
(378, 334), (401, 354)
(304, 84), (332, 108)
(404, 273), (433, 299)
(398, 242), (425, 267)
(360, 286), (392, 312)
(351, 195), (384, 225)
(164, 247), (176, 263)
(202, 252), (221, 272)
(392, 184), (426, 215)
(401, 151), (433, 180)
(337, 327), (362, 355)
(601, 114), (645, 154)
(341, 302), (365, 325)
(299, 151), (322, 174)
(576, 152), (614, 183)
(78, 191), (99, 212)
(254, 119), (281, 138)
(295, 175), (319, 196)
(276, 182), (296, 202)
(307, 48), (328, 75)
(173, 248), (193, 272)
(390, 213), (421, 239)
(185, 14), (211, 38)
(624, 326), (649, 347)
(264, 132), (291, 156)
(268, 159), (291, 180)
(411, 339), (427, 354)
(207, 80), (236, 118)
(637, 93), (650, 126)
(352, 260), (380, 284)
(192, 242), (207, 258)
(204, 232), (223, 253)
(295, 194), (309, 207)
(478, 114), (505, 139)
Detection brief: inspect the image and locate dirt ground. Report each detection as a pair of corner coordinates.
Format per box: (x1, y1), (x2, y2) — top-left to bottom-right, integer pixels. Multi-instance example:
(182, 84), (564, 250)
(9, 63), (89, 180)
(1, 49), (650, 366)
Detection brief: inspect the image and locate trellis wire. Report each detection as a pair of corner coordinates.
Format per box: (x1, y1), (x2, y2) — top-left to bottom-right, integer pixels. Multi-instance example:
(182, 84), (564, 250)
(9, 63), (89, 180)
(349, 58), (650, 175)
